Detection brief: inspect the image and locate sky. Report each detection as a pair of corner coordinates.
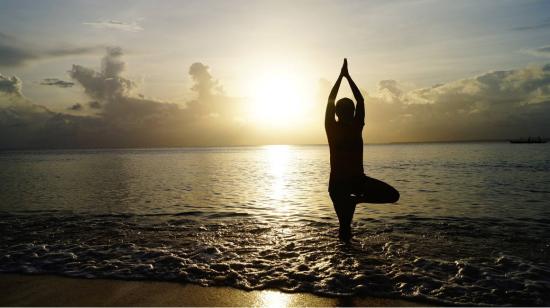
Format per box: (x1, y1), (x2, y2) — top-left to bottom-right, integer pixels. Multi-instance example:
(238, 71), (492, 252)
(1, 0), (550, 148)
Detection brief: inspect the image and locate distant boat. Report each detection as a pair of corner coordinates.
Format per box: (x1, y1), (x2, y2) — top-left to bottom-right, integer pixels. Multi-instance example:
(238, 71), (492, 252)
(509, 137), (547, 144)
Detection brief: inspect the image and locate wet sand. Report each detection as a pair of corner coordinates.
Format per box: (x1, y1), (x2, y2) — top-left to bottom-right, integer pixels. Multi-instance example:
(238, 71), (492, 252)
(0, 274), (426, 306)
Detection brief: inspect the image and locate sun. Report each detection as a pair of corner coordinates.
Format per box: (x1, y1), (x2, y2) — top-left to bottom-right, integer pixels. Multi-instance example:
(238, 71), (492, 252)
(246, 67), (313, 128)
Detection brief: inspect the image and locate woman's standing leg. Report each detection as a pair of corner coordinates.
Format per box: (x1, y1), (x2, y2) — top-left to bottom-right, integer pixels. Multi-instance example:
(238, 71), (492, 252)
(330, 188), (356, 241)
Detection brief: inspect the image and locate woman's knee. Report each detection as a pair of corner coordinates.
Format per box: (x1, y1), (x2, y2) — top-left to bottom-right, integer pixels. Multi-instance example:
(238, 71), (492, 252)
(377, 179), (400, 203)
(388, 188), (400, 203)
(361, 177), (400, 203)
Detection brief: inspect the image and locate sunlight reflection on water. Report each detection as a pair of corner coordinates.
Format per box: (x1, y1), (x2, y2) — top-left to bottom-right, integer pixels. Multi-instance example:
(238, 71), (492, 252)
(264, 145), (291, 213)
(0, 143), (549, 221)
(258, 289), (291, 308)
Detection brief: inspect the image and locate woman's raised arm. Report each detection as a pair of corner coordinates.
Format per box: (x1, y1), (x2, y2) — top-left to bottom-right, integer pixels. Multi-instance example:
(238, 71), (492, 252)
(342, 59), (365, 124)
(325, 61), (346, 128)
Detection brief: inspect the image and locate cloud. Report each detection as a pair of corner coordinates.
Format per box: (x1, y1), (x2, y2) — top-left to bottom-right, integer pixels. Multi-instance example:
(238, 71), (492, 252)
(0, 73), (22, 96)
(63, 47), (246, 148)
(188, 62), (223, 99)
(378, 80), (403, 96)
(0, 32), (16, 41)
(0, 32), (99, 67)
(512, 20), (550, 31)
(88, 101), (102, 109)
(0, 39), (36, 67)
(41, 78), (75, 88)
(67, 103), (83, 111)
(45, 46), (101, 57)
(0, 74), (57, 149)
(83, 20), (143, 32)
(524, 45), (550, 58)
(69, 47), (135, 100)
(362, 64), (550, 142)
(377, 79), (405, 103)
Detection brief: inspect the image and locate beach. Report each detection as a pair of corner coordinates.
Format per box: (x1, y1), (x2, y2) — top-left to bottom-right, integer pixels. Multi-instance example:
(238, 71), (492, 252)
(0, 274), (423, 306)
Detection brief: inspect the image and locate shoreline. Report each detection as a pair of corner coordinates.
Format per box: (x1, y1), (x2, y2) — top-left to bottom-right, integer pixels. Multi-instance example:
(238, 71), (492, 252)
(0, 274), (427, 306)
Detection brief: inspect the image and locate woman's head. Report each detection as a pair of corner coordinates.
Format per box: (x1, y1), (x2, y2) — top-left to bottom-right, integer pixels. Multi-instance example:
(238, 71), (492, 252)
(335, 97), (355, 123)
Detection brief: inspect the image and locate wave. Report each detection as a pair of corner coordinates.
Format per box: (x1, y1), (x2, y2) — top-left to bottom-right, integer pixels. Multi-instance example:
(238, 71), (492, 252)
(1, 212), (549, 306)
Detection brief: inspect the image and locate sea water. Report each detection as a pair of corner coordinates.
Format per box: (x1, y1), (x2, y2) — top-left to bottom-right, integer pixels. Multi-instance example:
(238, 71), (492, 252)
(1, 143), (549, 305)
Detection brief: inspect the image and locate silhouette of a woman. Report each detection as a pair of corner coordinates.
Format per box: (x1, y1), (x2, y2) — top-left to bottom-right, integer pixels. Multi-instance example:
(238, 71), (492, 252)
(325, 58), (399, 241)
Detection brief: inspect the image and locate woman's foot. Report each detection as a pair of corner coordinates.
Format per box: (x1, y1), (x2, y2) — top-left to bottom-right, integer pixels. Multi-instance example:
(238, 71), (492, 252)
(338, 226), (353, 242)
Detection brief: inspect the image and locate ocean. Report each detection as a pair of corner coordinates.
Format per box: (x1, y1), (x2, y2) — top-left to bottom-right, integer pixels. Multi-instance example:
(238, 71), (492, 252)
(1, 143), (549, 305)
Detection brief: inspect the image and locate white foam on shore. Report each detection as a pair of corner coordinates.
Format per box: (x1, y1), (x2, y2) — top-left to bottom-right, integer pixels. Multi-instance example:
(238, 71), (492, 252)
(1, 212), (549, 306)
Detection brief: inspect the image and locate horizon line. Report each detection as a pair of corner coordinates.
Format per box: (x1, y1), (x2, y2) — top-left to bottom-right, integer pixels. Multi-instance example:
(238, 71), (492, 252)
(1, 138), (545, 152)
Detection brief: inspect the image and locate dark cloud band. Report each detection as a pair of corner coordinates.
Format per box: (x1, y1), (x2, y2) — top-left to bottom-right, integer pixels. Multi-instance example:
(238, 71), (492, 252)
(0, 32), (100, 67)
(41, 78), (75, 88)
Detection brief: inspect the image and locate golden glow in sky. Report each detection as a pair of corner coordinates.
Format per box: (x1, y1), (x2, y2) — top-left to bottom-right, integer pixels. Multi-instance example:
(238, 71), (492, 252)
(246, 63), (316, 128)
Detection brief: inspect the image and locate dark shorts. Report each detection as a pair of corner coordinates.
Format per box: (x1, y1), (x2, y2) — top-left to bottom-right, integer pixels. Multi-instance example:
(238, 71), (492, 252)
(329, 174), (400, 204)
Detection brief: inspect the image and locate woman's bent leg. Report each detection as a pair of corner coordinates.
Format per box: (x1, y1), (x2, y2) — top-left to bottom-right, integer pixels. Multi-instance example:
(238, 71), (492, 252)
(355, 175), (400, 204)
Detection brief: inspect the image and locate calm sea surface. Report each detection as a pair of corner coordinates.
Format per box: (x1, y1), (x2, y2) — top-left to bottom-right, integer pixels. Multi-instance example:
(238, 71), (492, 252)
(1, 143), (549, 305)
